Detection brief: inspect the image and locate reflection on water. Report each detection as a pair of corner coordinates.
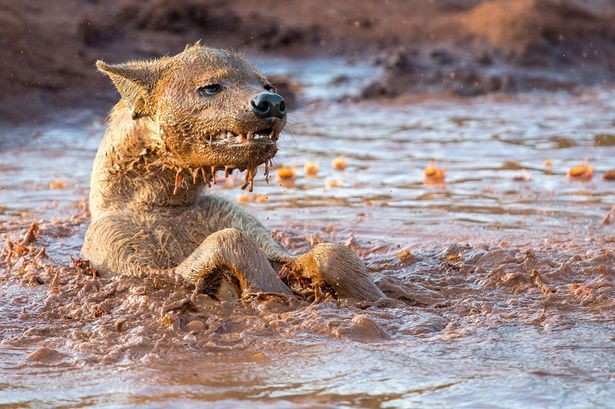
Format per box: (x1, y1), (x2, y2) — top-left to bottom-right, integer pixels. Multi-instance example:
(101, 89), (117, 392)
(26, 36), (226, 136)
(0, 58), (614, 408)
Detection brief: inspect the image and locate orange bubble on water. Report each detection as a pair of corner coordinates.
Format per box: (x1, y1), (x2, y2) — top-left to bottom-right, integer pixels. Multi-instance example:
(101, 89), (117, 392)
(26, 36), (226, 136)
(276, 166), (297, 189)
(423, 163), (446, 184)
(236, 194), (251, 204)
(49, 180), (67, 189)
(332, 156), (347, 170)
(602, 169), (615, 181)
(237, 194), (268, 204)
(567, 164), (593, 180)
(304, 161), (319, 176)
(544, 159), (553, 167)
(276, 166), (296, 181)
(325, 179), (343, 189)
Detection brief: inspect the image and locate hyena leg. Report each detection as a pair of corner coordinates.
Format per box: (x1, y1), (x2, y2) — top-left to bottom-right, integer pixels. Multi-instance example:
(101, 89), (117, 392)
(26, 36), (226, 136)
(84, 213), (290, 295)
(175, 228), (292, 296)
(294, 243), (385, 302)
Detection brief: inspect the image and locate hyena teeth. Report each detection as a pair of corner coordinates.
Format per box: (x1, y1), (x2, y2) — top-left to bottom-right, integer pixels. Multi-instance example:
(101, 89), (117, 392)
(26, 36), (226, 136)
(247, 131), (254, 141)
(239, 134), (247, 143)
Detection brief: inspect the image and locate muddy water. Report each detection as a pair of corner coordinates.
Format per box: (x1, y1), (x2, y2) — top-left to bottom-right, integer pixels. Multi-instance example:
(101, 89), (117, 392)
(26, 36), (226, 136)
(1, 58), (614, 408)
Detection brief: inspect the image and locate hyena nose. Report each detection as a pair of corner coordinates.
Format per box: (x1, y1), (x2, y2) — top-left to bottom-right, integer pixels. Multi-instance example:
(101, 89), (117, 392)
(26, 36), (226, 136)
(250, 92), (287, 119)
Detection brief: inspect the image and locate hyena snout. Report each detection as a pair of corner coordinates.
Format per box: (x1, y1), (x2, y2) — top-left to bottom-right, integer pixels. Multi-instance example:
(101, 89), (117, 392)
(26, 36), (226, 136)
(250, 92), (286, 119)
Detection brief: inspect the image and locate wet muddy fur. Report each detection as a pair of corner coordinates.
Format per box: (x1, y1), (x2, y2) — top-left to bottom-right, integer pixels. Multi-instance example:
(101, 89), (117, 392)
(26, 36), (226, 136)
(82, 43), (384, 302)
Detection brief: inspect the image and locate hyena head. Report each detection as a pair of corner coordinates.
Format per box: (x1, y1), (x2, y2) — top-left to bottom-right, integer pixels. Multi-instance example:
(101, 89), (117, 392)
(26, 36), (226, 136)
(97, 42), (286, 190)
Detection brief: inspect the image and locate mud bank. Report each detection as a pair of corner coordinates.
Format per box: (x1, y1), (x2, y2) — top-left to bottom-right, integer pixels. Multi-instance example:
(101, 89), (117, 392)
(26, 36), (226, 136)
(361, 0), (615, 98)
(2, 0), (615, 121)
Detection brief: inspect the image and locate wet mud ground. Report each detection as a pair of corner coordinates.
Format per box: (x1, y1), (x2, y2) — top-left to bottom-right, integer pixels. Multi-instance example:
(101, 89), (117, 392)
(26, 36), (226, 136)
(1, 58), (614, 408)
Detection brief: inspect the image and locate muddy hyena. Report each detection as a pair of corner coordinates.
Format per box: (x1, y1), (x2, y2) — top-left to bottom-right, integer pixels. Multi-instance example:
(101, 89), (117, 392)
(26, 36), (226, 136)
(82, 42), (384, 301)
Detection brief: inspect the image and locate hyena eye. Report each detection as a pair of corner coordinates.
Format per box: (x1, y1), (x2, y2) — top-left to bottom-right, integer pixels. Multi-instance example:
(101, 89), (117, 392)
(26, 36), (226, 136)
(264, 84), (276, 93)
(198, 84), (222, 96)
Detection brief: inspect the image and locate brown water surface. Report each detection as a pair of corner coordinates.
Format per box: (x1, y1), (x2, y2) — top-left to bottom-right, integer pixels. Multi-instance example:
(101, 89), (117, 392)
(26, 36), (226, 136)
(1, 58), (614, 408)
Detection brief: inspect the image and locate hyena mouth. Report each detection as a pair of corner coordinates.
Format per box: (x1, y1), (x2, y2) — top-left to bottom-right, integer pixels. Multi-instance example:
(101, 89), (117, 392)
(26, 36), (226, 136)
(177, 128), (280, 194)
(204, 128), (280, 146)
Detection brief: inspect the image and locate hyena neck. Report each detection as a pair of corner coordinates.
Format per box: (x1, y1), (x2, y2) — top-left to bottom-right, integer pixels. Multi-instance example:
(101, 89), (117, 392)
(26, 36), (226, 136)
(89, 100), (205, 218)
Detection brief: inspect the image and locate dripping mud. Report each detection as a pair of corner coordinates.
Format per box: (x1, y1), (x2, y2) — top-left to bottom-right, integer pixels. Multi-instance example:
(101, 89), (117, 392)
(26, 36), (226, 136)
(1, 61), (615, 408)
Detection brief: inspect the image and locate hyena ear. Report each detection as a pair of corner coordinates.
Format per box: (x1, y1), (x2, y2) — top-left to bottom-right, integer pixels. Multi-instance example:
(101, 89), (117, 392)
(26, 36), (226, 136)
(183, 39), (202, 51)
(96, 59), (169, 120)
